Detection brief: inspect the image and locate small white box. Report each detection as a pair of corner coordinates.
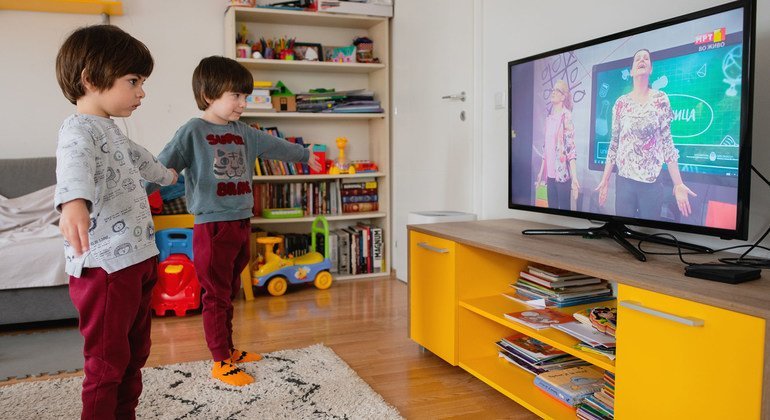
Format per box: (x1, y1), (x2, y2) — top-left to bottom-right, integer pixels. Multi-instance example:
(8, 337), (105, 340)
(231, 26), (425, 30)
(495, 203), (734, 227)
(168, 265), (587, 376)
(408, 211), (477, 225)
(317, 0), (392, 17)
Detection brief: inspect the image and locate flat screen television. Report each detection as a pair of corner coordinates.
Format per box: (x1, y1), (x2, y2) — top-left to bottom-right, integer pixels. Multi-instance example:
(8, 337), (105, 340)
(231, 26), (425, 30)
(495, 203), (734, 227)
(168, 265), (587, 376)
(508, 0), (756, 261)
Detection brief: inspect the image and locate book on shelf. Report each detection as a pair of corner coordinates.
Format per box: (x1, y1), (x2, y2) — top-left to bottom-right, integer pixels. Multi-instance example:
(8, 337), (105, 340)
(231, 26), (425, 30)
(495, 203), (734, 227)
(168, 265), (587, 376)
(501, 291), (549, 308)
(497, 349), (546, 375)
(497, 338), (587, 371)
(573, 307), (617, 337)
(534, 366), (604, 407)
(527, 264), (593, 282)
(552, 321), (616, 348)
(334, 229), (351, 275)
(504, 308), (574, 330)
(578, 396), (614, 420)
(574, 342), (616, 361)
(519, 271), (603, 288)
(514, 278), (610, 298)
(328, 230), (339, 273)
(500, 332), (566, 361)
(371, 226), (384, 272)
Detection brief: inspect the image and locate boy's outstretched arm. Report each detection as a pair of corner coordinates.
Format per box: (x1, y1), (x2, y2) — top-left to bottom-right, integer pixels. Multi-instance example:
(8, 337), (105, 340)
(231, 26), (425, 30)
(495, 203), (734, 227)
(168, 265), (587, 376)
(129, 140), (178, 186)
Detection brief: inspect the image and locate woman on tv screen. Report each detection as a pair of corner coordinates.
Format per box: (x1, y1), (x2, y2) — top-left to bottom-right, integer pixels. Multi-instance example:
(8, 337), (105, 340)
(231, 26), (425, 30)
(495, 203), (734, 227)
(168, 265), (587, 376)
(594, 48), (696, 219)
(535, 79), (580, 211)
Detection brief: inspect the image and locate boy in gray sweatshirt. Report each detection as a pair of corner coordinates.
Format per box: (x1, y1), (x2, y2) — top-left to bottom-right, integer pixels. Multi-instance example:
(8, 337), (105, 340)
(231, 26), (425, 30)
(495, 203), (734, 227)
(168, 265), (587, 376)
(155, 56), (321, 386)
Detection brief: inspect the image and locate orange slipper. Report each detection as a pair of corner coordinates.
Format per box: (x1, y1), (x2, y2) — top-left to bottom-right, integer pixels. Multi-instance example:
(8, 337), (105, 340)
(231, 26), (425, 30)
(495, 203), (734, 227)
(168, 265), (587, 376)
(211, 360), (253, 386)
(231, 348), (263, 363)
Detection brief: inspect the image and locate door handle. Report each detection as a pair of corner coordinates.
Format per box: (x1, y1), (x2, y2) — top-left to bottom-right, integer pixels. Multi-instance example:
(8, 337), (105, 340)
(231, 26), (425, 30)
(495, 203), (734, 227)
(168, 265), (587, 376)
(441, 91), (466, 102)
(417, 242), (449, 254)
(620, 300), (705, 327)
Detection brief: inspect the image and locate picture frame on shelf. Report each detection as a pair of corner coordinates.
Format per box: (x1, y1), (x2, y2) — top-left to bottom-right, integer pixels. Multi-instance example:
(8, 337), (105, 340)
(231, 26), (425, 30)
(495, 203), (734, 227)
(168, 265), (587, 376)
(293, 42), (323, 62)
(324, 45), (356, 63)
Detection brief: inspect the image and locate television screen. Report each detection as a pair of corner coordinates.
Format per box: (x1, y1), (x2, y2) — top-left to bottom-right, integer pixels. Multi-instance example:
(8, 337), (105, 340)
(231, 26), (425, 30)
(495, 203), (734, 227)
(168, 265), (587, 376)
(508, 1), (754, 248)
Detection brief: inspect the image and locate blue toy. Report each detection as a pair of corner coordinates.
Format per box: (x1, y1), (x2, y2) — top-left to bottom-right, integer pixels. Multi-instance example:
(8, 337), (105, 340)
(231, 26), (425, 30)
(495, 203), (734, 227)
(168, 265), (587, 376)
(155, 228), (194, 262)
(252, 216), (333, 296)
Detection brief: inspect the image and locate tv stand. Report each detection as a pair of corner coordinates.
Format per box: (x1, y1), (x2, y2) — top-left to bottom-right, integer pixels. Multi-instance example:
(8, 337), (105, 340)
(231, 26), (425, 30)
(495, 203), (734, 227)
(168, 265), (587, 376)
(522, 222), (713, 262)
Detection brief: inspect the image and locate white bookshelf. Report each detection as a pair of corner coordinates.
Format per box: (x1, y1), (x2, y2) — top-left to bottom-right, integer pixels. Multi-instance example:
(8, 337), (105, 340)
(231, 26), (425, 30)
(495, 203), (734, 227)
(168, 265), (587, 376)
(225, 6), (391, 280)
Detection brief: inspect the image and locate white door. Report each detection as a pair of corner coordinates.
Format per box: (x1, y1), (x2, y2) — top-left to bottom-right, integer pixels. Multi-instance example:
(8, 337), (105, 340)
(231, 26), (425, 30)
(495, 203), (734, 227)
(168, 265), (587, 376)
(392, 0), (477, 281)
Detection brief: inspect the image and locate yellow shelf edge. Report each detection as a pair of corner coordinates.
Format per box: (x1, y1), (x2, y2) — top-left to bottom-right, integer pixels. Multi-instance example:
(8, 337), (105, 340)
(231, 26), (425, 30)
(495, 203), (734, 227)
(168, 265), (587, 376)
(459, 356), (577, 420)
(460, 296), (616, 373)
(0, 0), (123, 15)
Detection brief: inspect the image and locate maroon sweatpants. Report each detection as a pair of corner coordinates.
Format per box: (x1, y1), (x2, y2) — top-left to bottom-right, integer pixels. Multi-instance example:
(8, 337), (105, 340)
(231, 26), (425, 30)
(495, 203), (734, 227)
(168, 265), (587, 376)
(193, 219), (251, 362)
(68, 257), (157, 420)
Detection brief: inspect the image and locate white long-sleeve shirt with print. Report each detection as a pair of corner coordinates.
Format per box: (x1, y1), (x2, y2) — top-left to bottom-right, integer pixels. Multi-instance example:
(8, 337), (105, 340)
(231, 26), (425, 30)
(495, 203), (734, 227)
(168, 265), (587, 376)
(54, 114), (176, 277)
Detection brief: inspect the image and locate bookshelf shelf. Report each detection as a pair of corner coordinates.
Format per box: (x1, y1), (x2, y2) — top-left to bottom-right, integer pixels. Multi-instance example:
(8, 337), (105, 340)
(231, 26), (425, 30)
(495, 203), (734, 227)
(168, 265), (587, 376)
(250, 212), (386, 224)
(241, 111), (386, 120)
(226, 6), (390, 280)
(253, 172), (385, 182)
(230, 6), (386, 28)
(460, 295), (616, 373)
(235, 58), (385, 74)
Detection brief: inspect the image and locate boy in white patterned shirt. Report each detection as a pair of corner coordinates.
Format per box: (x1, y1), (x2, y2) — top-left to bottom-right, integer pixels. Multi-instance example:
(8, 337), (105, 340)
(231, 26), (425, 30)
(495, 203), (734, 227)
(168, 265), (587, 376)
(54, 25), (177, 419)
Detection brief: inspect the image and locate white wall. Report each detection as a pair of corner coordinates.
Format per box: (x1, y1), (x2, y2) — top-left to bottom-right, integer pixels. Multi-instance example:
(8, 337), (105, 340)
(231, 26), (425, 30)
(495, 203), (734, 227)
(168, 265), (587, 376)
(479, 0), (770, 257)
(0, 0), (225, 158)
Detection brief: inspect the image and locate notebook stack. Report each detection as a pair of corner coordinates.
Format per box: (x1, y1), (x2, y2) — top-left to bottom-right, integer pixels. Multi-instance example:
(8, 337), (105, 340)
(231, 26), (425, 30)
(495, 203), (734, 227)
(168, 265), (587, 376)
(577, 371), (615, 419)
(495, 332), (587, 375)
(507, 264), (615, 307)
(295, 89), (383, 113)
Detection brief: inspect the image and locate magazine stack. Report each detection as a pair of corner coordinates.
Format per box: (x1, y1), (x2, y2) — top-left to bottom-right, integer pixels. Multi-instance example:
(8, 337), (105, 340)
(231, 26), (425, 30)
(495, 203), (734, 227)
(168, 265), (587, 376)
(506, 264), (615, 307)
(495, 332), (587, 375)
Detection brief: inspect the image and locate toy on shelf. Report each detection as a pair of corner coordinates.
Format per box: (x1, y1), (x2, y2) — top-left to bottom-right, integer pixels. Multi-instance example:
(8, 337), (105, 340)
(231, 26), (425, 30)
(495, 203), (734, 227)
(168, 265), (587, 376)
(351, 160), (378, 173)
(328, 137), (356, 175)
(151, 254), (201, 316)
(252, 216), (333, 296)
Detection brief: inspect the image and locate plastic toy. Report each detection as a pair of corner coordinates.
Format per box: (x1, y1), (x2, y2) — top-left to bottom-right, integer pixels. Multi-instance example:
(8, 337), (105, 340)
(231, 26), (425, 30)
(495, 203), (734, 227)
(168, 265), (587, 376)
(252, 216), (333, 296)
(155, 228), (194, 262)
(328, 137), (356, 175)
(151, 254), (201, 316)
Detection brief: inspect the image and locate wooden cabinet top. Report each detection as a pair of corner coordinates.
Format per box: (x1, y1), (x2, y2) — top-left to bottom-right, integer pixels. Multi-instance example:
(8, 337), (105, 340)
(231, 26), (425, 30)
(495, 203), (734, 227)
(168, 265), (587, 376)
(409, 219), (770, 319)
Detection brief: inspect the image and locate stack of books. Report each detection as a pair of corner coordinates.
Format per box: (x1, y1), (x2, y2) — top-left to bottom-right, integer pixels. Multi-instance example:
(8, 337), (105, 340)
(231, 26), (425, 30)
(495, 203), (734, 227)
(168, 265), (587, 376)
(506, 264), (615, 307)
(295, 89), (383, 113)
(577, 371), (615, 419)
(562, 306), (618, 360)
(496, 332), (587, 375)
(341, 178), (378, 213)
(534, 366), (605, 407)
(553, 320), (616, 361)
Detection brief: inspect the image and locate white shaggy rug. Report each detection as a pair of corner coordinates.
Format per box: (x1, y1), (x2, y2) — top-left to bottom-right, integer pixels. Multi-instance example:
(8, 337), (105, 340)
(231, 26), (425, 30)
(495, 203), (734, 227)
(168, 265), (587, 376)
(0, 344), (402, 419)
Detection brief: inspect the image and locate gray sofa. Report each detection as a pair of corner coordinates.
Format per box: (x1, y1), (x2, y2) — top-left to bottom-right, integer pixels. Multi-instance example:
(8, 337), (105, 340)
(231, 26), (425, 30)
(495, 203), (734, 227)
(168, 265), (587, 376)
(0, 157), (78, 325)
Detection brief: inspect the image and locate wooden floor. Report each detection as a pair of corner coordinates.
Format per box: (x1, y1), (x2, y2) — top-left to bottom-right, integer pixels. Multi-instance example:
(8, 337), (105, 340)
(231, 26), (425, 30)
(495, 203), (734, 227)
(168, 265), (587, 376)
(2, 276), (537, 419)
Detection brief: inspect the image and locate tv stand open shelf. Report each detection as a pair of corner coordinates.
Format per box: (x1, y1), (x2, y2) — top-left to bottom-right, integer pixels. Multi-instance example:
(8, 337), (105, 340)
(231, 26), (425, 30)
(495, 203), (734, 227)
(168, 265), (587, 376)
(409, 219), (770, 419)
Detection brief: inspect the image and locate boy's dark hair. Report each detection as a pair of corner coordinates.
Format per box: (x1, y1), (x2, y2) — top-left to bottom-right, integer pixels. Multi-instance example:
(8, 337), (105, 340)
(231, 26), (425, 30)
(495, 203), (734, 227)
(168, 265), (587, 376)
(56, 25), (154, 105)
(192, 56), (254, 110)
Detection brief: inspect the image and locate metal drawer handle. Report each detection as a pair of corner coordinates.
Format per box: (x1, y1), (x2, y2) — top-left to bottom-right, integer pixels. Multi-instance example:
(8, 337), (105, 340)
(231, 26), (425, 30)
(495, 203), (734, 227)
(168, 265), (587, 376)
(417, 242), (449, 254)
(620, 300), (704, 327)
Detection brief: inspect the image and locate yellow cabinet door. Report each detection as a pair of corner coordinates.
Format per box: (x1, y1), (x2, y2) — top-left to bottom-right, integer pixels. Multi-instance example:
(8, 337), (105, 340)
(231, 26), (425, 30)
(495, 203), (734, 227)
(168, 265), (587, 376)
(409, 231), (457, 365)
(615, 284), (765, 419)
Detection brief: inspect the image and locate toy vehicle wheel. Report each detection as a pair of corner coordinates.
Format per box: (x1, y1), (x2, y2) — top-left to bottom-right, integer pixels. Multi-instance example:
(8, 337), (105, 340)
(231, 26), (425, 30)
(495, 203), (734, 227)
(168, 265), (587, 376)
(314, 271), (333, 290)
(267, 276), (288, 296)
